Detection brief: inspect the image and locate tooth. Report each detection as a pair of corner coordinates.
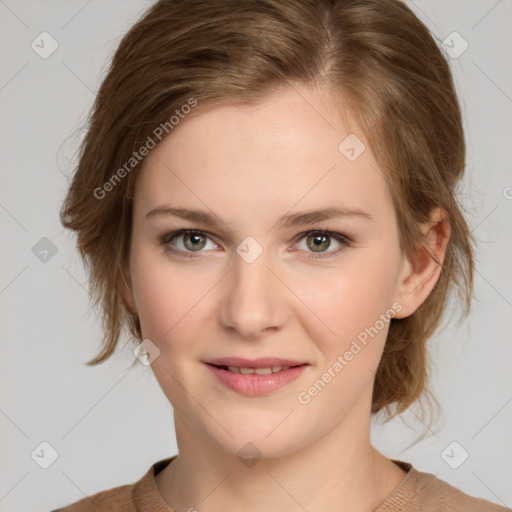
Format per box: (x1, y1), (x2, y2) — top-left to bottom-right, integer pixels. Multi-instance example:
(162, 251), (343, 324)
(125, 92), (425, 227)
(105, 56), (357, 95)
(227, 365), (294, 374)
(255, 367), (272, 375)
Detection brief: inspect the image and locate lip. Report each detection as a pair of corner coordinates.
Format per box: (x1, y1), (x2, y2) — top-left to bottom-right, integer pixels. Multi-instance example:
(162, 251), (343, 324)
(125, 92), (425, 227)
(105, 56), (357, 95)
(204, 357), (309, 396)
(205, 357), (307, 368)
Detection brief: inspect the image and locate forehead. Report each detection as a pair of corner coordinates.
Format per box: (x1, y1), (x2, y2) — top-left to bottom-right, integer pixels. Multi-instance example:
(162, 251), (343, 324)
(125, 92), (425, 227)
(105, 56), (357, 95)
(134, 86), (394, 227)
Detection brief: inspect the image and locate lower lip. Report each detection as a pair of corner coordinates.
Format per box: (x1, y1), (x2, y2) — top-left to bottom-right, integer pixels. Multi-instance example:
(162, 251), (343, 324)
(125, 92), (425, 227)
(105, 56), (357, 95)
(206, 364), (308, 396)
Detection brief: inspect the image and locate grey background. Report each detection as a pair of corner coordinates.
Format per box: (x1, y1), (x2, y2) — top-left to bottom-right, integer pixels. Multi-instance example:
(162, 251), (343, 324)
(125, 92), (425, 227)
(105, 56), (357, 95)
(0, 0), (511, 510)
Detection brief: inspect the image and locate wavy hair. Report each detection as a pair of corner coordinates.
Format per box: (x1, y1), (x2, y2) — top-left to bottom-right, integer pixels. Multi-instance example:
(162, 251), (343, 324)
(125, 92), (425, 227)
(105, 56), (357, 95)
(60, 0), (474, 421)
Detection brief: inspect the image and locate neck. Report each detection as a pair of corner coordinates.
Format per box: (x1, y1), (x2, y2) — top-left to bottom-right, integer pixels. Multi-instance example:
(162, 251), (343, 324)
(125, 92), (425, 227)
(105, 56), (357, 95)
(156, 409), (407, 512)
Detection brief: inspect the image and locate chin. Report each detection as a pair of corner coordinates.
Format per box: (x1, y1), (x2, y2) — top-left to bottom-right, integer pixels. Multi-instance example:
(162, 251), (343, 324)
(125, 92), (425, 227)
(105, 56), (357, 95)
(193, 411), (313, 462)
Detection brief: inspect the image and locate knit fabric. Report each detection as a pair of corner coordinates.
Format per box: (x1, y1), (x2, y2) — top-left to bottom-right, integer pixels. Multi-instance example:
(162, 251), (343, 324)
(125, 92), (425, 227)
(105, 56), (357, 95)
(51, 456), (510, 511)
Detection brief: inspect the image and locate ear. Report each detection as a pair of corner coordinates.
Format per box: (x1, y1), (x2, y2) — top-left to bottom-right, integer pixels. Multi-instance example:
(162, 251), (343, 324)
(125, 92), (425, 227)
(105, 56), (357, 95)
(118, 260), (137, 316)
(393, 207), (451, 319)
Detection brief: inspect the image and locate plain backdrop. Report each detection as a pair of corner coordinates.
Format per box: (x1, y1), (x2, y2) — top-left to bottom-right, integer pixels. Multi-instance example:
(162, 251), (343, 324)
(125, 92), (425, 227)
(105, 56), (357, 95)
(0, 0), (511, 510)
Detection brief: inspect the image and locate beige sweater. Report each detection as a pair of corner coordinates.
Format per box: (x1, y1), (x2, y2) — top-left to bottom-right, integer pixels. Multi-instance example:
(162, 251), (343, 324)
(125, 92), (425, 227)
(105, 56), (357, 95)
(52, 456), (510, 511)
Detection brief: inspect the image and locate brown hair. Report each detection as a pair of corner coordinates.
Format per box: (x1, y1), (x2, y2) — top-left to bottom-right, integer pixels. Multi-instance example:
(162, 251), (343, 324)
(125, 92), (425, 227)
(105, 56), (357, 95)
(60, 0), (474, 421)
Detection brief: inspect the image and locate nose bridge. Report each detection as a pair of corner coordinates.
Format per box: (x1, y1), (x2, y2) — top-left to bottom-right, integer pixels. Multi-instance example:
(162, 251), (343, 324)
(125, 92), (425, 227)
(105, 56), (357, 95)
(219, 239), (285, 338)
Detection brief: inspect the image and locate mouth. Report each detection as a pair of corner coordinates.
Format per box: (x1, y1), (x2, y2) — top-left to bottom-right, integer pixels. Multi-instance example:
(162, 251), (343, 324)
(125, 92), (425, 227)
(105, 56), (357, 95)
(204, 357), (309, 396)
(208, 364), (298, 375)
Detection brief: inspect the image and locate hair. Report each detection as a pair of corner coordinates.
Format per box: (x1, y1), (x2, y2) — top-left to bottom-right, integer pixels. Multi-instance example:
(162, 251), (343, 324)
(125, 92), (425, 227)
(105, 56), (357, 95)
(60, 0), (475, 422)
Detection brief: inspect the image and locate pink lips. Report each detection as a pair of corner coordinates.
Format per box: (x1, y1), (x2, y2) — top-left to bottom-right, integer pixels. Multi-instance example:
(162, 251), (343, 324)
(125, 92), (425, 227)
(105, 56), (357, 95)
(204, 357), (309, 396)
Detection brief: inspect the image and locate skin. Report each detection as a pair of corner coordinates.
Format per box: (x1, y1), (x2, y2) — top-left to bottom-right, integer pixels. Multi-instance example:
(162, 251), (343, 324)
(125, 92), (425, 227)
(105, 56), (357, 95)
(120, 84), (450, 512)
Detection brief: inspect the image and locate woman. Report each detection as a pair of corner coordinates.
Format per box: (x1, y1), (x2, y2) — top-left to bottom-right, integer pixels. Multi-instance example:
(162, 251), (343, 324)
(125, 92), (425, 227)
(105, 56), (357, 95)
(53, 0), (509, 510)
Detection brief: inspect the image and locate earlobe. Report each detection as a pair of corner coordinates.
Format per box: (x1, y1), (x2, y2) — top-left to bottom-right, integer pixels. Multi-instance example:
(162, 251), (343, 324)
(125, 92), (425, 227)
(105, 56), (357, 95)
(393, 208), (451, 319)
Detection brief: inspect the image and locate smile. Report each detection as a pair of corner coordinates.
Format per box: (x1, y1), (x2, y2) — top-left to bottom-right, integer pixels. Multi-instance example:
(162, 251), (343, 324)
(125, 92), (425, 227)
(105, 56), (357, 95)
(205, 360), (309, 396)
(222, 365), (291, 374)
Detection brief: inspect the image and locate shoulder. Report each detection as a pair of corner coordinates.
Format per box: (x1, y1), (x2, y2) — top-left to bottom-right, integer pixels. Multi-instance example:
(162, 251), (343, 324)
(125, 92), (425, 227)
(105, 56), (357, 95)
(50, 483), (136, 512)
(50, 457), (176, 512)
(395, 463), (510, 511)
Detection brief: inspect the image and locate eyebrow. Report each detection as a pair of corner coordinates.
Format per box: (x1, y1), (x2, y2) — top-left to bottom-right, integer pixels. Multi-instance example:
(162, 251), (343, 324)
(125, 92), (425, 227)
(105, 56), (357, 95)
(145, 205), (372, 231)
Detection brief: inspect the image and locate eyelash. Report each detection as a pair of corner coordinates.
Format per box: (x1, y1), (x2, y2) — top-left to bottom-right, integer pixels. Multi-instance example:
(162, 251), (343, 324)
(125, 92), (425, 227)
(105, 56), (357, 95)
(159, 228), (352, 260)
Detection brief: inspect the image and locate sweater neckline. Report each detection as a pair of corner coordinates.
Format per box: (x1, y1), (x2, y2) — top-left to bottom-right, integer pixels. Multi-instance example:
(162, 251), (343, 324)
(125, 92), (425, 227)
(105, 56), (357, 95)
(133, 456), (420, 511)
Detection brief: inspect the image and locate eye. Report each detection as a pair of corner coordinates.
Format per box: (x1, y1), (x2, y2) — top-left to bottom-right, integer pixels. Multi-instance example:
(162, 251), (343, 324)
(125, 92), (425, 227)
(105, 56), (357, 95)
(160, 229), (218, 257)
(293, 230), (351, 259)
(159, 228), (352, 259)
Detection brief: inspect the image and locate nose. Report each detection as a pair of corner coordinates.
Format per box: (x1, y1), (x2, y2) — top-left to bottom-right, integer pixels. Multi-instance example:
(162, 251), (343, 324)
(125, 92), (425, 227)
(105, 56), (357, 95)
(218, 245), (288, 340)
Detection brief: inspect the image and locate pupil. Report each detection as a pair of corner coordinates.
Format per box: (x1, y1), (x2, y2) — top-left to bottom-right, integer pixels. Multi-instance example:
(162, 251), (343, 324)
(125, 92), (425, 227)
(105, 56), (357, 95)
(185, 233), (205, 251)
(310, 234), (329, 252)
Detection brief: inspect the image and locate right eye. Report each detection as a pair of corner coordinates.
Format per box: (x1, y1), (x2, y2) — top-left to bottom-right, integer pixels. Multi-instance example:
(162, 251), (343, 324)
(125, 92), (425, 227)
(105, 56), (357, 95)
(160, 229), (219, 258)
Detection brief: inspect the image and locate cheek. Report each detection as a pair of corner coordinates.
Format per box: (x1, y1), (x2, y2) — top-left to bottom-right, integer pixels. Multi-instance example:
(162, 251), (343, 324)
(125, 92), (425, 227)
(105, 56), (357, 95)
(292, 253), (401, 347)
(130, 248), (218, 346)
(292, 260), (401, 411)
(130, 235), (402, 359)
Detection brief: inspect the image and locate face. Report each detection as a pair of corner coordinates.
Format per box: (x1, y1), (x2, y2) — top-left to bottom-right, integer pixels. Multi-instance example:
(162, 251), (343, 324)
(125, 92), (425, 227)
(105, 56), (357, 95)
(122, 85), (413, 459)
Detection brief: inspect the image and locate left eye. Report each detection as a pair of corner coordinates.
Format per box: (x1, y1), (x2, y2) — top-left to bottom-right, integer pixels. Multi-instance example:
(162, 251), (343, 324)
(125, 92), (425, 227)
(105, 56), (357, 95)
(294, 231), (349, 256)
(162, 230), (217, 253)
(160, 229), (351, 259)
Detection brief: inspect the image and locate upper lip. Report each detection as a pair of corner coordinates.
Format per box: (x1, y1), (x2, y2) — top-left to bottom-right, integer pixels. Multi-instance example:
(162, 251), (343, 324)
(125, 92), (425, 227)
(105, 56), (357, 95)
(205, 357), (308, 368)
